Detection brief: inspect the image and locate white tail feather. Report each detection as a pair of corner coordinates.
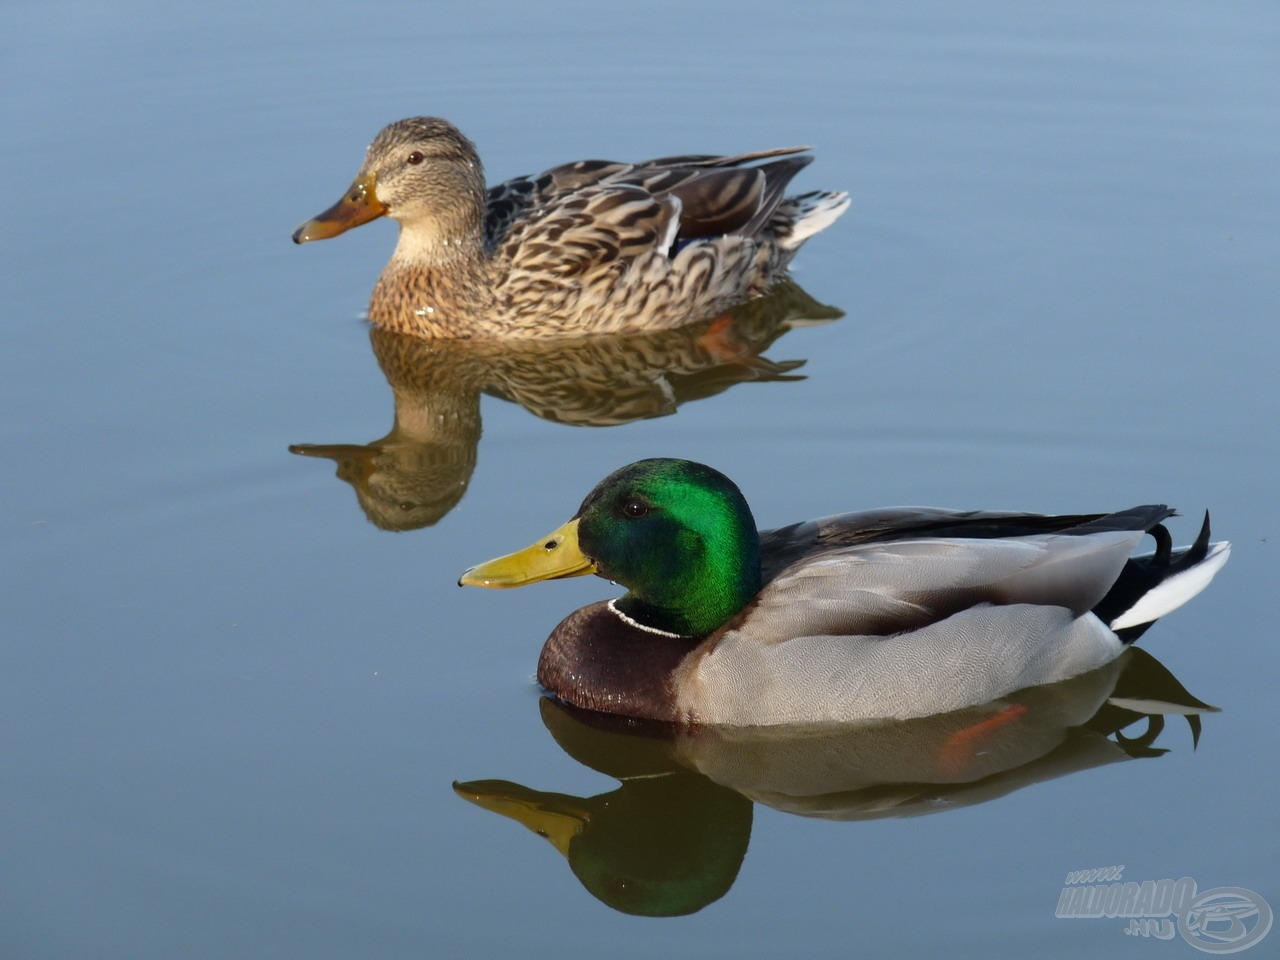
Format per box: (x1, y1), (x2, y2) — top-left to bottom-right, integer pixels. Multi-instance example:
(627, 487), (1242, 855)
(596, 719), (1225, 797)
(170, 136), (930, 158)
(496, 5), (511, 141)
(782, 191), (850, 249)
(1109, 541), (1231, 631)
(1106, 697), (1219, 716)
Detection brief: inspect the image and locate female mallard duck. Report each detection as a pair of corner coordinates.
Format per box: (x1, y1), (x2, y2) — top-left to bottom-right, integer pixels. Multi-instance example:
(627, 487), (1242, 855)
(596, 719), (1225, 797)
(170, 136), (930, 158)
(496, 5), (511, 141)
(460, 459), (1229, 725)
(293, 118), (849, 339)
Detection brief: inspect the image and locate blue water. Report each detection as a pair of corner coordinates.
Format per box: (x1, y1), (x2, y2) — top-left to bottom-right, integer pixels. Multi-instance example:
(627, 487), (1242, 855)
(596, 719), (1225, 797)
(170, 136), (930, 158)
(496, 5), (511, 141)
(3, 2), (1278, 957)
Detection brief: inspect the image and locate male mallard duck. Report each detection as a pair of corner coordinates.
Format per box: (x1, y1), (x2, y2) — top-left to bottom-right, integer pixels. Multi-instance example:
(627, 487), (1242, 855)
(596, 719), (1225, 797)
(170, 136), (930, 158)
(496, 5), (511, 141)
(460, 459), (1229, 725)
(293, 118), (848, 339)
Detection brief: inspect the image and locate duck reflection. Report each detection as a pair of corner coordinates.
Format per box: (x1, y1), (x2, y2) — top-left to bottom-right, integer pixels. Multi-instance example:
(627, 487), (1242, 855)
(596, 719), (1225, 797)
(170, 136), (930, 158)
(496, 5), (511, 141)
(291, 279), (840, 530)
(454, 648), (1215, 916)
(457, 770), (751, 918)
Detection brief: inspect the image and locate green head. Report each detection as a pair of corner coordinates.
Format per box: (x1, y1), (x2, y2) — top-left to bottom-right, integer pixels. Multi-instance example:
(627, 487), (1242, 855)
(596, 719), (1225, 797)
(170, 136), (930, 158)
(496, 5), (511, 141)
(461, 459), (763, 637)
(575, 459), (762, 636)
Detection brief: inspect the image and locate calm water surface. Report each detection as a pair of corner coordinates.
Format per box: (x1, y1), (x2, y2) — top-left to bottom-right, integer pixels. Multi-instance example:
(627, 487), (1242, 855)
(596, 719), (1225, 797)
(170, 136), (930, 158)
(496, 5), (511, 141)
(3, 2), (1278, 957)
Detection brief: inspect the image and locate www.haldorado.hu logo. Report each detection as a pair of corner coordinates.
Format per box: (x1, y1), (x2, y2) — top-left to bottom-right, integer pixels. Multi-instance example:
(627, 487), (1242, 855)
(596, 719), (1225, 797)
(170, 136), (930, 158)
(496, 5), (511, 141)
(1056, 866), (1272, 953)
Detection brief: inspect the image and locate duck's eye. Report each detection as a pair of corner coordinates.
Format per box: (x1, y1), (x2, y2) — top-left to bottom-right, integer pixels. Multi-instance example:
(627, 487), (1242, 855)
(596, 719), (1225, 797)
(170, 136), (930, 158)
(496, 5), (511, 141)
(621, 499), (649, 519)
(406, 151), (425, 165)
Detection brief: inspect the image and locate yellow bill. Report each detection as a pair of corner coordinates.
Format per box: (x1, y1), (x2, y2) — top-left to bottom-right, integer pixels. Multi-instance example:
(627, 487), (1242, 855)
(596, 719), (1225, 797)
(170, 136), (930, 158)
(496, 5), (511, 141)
(459, 518), (597, 588)
(292, 173), (387, 243)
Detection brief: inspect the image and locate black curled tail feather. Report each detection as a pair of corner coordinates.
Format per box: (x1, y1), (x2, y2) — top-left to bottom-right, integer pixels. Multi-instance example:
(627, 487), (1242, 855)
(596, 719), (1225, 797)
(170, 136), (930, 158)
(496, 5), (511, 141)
(1095, 511), (1213, 643)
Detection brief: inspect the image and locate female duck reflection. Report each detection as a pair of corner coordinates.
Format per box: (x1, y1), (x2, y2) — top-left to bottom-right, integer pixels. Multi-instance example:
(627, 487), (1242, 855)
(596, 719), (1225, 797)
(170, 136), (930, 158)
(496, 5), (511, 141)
(290, 280), (840, 529)
(454, 649), (1216, 917)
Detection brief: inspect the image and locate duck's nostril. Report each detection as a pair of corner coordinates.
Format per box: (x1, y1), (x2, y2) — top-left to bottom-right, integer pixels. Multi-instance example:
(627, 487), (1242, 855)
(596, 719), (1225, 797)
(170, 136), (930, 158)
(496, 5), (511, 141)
(544, 540), (558, 550)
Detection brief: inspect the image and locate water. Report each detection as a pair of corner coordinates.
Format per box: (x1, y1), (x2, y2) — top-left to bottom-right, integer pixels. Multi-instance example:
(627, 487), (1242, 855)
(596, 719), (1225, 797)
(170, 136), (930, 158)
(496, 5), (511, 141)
(3, 2), (1278, 957)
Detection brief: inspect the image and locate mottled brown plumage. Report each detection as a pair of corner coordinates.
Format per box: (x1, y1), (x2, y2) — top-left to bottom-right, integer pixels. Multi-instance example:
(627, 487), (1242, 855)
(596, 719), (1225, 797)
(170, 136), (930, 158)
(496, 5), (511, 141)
(293, 117), (849, 338)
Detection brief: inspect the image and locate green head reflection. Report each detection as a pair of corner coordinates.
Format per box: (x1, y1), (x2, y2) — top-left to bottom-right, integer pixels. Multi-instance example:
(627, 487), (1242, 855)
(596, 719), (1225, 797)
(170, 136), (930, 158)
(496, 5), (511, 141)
(454, 774), (751, 917)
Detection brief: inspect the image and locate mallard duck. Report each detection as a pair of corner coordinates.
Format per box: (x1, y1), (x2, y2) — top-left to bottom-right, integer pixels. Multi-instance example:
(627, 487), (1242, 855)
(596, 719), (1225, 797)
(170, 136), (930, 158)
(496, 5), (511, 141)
(459, 459), (1230, 725)
(292, 118), (849, 339)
